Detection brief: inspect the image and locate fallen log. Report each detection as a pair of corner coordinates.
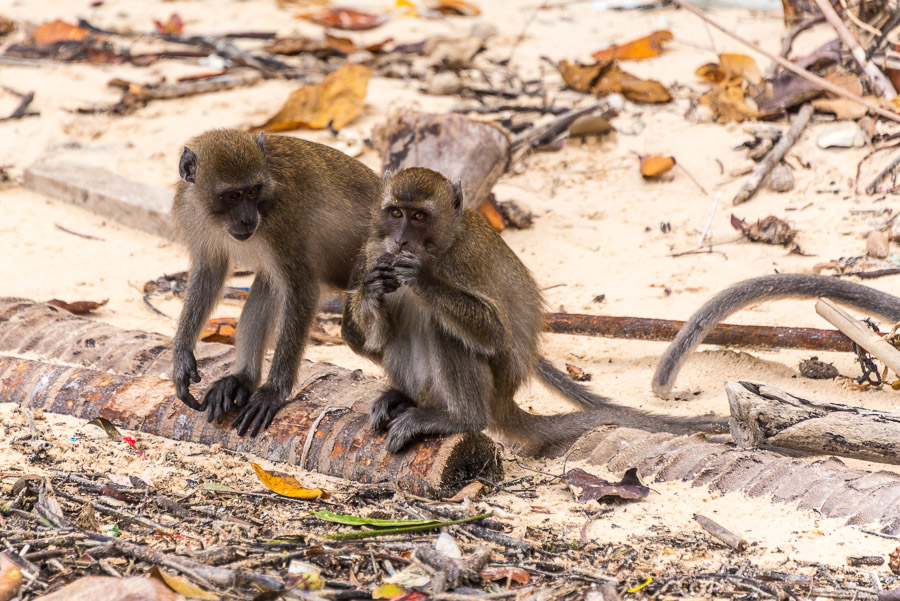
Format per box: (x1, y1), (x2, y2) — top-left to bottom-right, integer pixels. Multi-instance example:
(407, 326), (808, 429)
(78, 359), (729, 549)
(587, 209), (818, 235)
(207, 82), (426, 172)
(727, 380), (900, 464)
(0, 354), (501, 498)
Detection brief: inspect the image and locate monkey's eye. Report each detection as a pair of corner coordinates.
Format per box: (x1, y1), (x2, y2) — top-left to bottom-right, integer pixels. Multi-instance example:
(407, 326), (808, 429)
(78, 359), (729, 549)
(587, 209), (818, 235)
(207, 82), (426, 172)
(247, 185), (260, 200)
(390, 209), (403, 218)
(227, 190), (241, 202)
(412, 212), (425, 222)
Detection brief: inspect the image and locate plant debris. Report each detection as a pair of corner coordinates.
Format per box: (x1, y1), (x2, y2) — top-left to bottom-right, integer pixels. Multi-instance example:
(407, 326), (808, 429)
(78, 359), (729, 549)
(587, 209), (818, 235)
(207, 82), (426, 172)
(565, 467), (650, 503)
(731, 214), (797, 246)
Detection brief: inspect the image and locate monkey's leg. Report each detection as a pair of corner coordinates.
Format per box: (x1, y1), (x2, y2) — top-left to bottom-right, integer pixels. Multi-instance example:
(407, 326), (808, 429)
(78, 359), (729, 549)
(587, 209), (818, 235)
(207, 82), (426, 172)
(172, 254), (229, 410)
(385, 406), (479, 454)
(203, 275), (276, 424)
(369, 388), (416, 432)
(233, 277), (318, 437)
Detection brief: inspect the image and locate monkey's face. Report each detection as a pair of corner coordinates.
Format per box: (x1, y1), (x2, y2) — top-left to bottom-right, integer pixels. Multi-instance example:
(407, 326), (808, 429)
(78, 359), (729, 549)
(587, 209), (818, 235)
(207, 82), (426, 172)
(218, 183), (265, 241)
(380, 204), (429, 255)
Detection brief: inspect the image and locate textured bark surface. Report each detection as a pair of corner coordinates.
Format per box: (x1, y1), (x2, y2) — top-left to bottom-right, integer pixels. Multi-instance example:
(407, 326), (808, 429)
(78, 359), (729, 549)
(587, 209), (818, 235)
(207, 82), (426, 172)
(568, 425), (900, 533)
(372, 110), (509, 210)
(727, 380), (900, 464)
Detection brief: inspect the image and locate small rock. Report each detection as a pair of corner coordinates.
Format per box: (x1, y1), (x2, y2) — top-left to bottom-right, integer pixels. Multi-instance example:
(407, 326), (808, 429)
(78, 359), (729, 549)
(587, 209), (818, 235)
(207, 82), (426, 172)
(426, 71), (461, 95)
(605, 93), (625, 112)
(867, 229), (890, 259)
(817, 121), (866, 149)
(425, 36), (482, 70)
(470, 21), (498, 40)
(766, 164), (794, 193)
(799, 356), (838, 380)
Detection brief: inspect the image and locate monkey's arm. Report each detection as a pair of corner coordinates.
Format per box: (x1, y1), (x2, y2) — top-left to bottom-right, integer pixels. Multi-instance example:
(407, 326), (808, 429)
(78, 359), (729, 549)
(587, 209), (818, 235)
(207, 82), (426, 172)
(340, 258), (387, 361)
(172, 253), (229, 410)
(233, 271), (319, 436)
(652, 274), (900, 399)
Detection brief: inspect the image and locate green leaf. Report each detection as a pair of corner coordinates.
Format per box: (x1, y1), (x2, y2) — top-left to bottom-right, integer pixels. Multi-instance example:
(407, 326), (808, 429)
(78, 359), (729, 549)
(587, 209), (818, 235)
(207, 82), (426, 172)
(203, 482), (238, 493)
(313, 510), (441, 528)
(324, 513), (492, 541)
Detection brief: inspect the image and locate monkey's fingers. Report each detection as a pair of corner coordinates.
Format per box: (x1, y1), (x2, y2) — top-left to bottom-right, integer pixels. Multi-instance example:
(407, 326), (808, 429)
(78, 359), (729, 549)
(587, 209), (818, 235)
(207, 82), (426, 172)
(175, 381), (202, 411)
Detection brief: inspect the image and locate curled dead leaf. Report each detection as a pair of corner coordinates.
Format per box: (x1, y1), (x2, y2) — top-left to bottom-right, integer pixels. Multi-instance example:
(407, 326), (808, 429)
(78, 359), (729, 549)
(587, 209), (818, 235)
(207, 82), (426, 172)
(153, 13), (184, 35)
(558, 60), (671, 104)
(565, 467), (649, 502)
(149, 566), (217, 600)
(429, 0), (481, 16)
(45, 298), (108, 314)
(592, 30), (672, 62)
(443, 481), (484, 502)
(640, 155), (676, 178)
(201, 317), (237, 345)
(254, 64), (371, 132)
(251, 462), (329, 500)
(32, 19), (91, 45)
(296, 7), (388, 30)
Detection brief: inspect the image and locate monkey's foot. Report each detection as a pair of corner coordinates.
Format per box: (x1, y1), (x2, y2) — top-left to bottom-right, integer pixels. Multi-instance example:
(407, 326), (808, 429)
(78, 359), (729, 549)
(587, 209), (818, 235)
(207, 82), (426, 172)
(384, 407), (469, 454)
(233, 387), (284, 437)
(369, 389), (416, 432)
(173, 350), (202, 410)
(202, 375), (253, 425)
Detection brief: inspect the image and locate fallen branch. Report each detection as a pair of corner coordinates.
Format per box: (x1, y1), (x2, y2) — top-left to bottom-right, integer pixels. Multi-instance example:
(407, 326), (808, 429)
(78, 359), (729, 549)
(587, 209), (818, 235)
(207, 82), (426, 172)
(816, 298), (900, 376)
(727, 380), (900, 464)
(811, 0), (897, 99)
(733, 103), (813, 205)
(693, 514), (747, 552)
(673, 0), (900, 124)
(510, 102), (613, 157)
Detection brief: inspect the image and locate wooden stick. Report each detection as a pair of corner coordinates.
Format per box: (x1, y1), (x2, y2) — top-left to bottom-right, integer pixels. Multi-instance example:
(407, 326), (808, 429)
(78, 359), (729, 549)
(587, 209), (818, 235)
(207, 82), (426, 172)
(672, 0), (900, 124)
(865, 153), (900, 194)
(763, 15), (825, 81)
(733, 104), (813, 205)
(727, 380), (900, 464)
(693, 514), (748, 552)
(811, 0), (897, 99)
(815, 298), (900, 376)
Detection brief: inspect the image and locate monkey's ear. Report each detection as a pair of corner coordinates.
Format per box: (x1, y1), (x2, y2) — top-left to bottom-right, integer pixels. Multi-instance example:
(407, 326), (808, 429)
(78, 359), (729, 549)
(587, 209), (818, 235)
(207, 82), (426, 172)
(451, 181), (464, 215)
(179, 147), (197, 183)
(256, 132), (265, 152)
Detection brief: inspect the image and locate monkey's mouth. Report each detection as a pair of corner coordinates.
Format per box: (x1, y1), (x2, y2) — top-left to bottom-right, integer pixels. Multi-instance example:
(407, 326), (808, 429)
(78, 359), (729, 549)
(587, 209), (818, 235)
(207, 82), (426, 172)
(229, 229), (256, 242)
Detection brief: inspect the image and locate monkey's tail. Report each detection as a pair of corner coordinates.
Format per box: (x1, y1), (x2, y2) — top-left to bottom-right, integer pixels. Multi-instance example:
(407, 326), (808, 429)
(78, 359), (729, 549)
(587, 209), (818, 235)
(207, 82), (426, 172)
(535, 357), (610, 409)
(652, 274), (900, 400)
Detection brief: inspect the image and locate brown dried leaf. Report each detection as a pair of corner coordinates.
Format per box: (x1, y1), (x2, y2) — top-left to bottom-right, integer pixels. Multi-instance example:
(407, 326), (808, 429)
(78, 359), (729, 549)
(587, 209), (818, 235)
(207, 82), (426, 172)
(566, 467), (649, 502)
(591, 30), (672, 62)
(811, 97), (868, 120)
(0, 16), (15, 37)
(719, 53), (761, 85)
(32, 19), (90, 45)
(593, 64), (671, 104)
(699, 82), (758, 123)
(150, 566), (218, 600)
(201, 318), (237, 345)
(479, 566), (531, 584)
(255, 64), (371, 131)
(443, 481), (484, 502)
(296, 7), (388, 30)
(431, 0), (481, 16)
(34, 576), (181, 601)
(558, 60), (606, 93)
(696, 62), (725, 83)
(640, 155), (676, 178)
(45, 298), (108, 314)
(0, 554), (22, 601)
(153, 13), (184, 35)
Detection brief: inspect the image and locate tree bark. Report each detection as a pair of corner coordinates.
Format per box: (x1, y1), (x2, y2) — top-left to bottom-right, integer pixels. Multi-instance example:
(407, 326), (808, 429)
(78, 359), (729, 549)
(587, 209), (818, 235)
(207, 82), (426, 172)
(726, 380), (900, 464)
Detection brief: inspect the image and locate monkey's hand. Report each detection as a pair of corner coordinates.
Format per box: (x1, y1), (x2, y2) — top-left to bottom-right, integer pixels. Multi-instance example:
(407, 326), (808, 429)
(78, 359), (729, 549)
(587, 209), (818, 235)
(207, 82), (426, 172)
(173, 350), (203, 410)
(369, 389), (416, 432)
(363, 255), (400, 301)
(202, 375), (253, 425)
(392, 252), (422, 286)
(232, 385), (285, 437)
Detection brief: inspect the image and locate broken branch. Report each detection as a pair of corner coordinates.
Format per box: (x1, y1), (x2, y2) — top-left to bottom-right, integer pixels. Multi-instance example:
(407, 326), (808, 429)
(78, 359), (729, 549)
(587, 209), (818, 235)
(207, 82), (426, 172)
(815, 298), (900, 377)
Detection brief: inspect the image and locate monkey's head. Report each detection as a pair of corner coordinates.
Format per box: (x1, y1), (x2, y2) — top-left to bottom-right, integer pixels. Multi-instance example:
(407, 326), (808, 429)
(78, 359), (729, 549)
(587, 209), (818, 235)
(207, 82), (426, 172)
(377, 168), (463, 257)
(179, 129), (272, 242)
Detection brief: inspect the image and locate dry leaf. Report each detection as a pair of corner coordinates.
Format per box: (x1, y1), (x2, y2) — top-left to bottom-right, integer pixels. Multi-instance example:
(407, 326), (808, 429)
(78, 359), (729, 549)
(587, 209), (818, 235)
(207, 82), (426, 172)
(478, 199), (505, 231)
(297, 7), (387, 30)
(255, 64), (371, 132)
(719, 53), (761, 85)
(32, 576), (181, 601)
(558, 60), (607, 93)
(87, 417), (122, 441)
(201, 317), (237, 344)
(826, 72), (863, 96)
(32, 19), (90, 45)
(251, 462), (329, 500)
(699, 82), (758, 123)
(811, 97), (868, 120)
(565, 467), (649, 502)
(695, 54), (763, 122)
(0, 554), (22, 601)
(480, 566), (531, 584)
(558, 60), (671, 104)
(153, 13), (184, 35)
(45, 298), (108, 314)
(430, 0), (481, 16)
(443, 481), (484, 502)
(150, 566), (218, 600)
(640, 155), (676, 178)
(565, 363), (591, 382)
(591, 30), (672, 62)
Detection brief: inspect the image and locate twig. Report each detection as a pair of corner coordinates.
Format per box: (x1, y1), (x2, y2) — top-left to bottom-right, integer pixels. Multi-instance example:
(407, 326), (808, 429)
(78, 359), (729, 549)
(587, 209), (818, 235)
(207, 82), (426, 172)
(865, 153), (900, 194)
(693, 514), (748, 552)
(698, 192), (721, 245)
(679, 163), (709, 197)
(1, 91), (36, 121)
(733, 104), (813, 205)
(142, 294), (171, 318)
(816, 298), (900, 376)
(764, 15), (826, 80)
(811, 0), (896, 99)
(673, 0), (900, 124)
(300, 406), (349, 470)
(510, 102), (610, 154)
(54, 223), (104, 241)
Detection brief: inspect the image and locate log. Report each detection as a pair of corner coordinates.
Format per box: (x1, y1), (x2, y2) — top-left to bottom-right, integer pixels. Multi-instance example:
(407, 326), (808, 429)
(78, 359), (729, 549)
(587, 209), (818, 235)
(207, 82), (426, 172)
(372, 111), (509, 211)
(726, 380), (900, 464)
(0, 354), (500, 498)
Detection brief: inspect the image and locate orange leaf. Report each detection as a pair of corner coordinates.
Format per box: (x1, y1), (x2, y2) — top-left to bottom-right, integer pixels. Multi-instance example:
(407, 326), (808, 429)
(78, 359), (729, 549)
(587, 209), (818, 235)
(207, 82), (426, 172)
(592, 64), (671, 104)
(640, 155), (676, 178)
(480, 566), (531, 584)
(297, 8), (387, 30)
(558, 60), (606, 93)
(154, 13), (184, 35)
(32, 19), (90, 45)
(591, 30), (672, 62)
(251, 462), (329, 500)
(255, 64), (371, 132)
(478, 200), (505, 231)
(431, 0), (482, 16)
(201, 318), (237, 345)
(718, 53), (761, 85)
(695, 62), (725, 83)
(443, 481), (484, 502)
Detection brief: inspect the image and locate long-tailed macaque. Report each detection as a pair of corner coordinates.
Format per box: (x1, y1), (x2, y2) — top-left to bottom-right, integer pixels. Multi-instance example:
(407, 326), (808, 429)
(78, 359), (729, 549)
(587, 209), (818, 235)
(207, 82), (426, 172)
(171, 129), (380, 436)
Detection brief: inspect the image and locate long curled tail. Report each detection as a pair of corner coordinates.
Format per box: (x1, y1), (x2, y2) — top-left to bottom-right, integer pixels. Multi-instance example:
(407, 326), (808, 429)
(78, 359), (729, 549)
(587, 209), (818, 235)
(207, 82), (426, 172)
(652, 274), (900, 399)
(536, 356), (609, 408)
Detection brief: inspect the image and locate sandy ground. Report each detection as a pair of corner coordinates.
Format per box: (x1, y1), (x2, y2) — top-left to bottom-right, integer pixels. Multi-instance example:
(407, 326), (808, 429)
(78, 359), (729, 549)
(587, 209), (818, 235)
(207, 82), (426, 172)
(3, 0), (900, 583)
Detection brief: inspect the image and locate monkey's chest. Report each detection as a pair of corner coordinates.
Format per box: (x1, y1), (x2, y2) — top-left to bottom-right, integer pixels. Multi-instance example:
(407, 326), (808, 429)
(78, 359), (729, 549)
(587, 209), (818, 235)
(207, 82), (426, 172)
(381, 289), (442, 397)
(225, 236), (271, 272)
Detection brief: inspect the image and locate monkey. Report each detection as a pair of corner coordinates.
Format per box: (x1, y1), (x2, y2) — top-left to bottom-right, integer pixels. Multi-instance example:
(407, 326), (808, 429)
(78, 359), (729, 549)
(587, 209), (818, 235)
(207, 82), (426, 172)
(171, 128), (381, 437)
(651, 274), (900, 399)
(341, 168), (726, 455)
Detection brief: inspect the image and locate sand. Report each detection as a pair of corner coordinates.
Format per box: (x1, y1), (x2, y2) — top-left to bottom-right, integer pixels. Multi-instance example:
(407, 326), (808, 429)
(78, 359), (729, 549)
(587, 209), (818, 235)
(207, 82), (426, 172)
(2, 0), (900, 581)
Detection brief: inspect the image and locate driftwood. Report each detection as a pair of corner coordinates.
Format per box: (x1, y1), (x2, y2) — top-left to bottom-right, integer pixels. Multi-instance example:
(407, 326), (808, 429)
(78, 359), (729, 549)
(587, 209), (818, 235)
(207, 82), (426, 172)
(693, 514), (747, 552)
(733, 103), (814, 205)
(372, 111), (509, 211)
(727, 380), (900, 464)
(816, 298), (900, 377)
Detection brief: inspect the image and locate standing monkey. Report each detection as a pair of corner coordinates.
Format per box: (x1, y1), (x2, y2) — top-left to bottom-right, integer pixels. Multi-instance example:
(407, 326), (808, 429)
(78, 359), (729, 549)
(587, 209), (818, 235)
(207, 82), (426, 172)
(651, 274), (900, 399)
(171, 129), (380, 436)
(342, 168), (724, 454)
